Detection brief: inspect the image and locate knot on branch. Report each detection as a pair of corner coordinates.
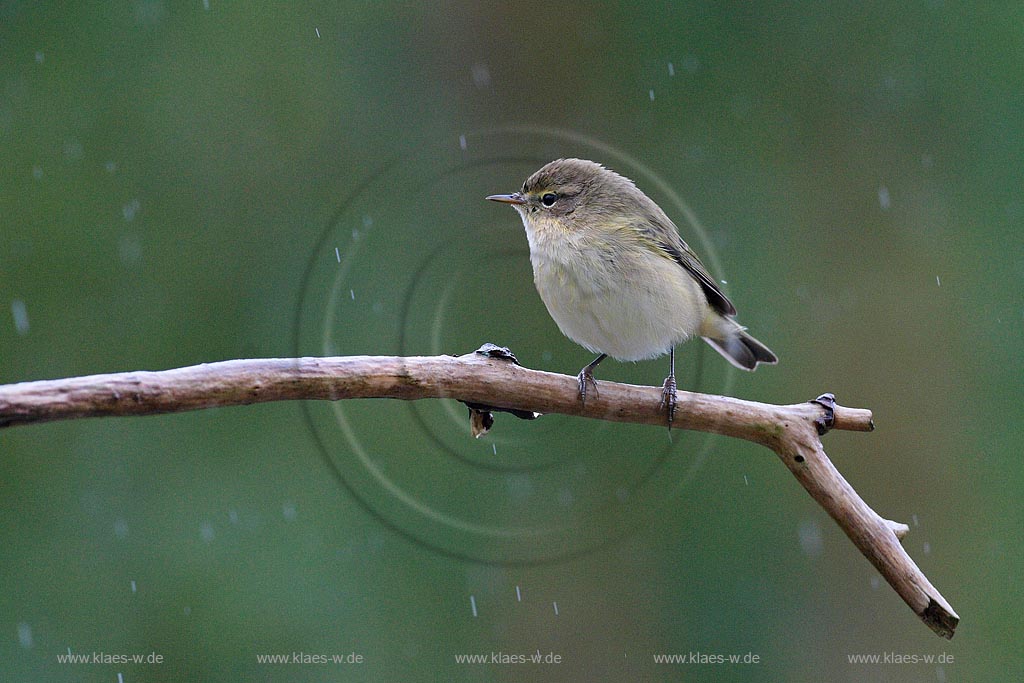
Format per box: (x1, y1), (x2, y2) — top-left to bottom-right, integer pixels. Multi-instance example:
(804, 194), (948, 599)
(810, 392), (837, 435)
(472, 343), (522, 364)
(459, 343), (539, 437)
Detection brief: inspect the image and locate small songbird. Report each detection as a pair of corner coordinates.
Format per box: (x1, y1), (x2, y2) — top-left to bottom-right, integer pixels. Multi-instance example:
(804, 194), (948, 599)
(487, 158), (777, 423)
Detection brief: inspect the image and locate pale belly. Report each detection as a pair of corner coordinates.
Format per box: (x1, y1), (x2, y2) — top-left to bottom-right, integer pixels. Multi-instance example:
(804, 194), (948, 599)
(531, 248), (707, 361)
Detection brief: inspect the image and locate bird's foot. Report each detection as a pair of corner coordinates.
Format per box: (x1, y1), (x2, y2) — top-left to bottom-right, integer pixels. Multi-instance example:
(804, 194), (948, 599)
(577, 367), (599, 408)
(660, 374), (677, 428)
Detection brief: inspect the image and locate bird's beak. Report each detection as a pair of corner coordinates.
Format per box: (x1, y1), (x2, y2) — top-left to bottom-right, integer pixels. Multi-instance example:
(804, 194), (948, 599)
(486, 192), (527, 205)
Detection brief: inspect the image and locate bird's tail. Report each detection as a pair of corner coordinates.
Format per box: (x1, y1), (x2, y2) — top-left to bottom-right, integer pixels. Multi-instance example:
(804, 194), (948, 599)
(703, 330), (778, 371)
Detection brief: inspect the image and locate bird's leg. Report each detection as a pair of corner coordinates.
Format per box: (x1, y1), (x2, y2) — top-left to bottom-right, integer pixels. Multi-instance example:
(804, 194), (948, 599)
(660, 347), (677, 427)
(577, 353), (607, 407)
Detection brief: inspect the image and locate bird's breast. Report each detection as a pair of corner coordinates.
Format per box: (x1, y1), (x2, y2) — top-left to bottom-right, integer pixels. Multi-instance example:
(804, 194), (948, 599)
(523, 224), (706, 361)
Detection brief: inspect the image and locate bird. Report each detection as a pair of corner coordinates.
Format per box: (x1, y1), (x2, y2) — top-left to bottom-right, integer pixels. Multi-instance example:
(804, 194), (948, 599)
(487, 158), (777, 423)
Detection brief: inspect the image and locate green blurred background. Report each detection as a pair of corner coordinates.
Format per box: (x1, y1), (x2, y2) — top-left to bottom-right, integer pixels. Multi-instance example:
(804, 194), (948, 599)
(2, 2), (1021, 681)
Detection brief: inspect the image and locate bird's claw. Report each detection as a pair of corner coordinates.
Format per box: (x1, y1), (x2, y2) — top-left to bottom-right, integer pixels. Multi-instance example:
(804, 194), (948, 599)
(577, 368), (599, 407)
(660, 375), (677, 427)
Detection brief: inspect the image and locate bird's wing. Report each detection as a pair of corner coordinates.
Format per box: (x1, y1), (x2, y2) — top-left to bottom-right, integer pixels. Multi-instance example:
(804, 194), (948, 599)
(639, 215), (737, 317)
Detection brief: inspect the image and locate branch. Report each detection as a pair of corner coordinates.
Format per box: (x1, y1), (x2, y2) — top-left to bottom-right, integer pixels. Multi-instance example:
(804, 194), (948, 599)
(0, 348), (958, 638)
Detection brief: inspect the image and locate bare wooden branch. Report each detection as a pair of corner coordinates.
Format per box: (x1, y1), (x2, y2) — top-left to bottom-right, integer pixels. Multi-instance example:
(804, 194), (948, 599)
(0, 351), (958, 638)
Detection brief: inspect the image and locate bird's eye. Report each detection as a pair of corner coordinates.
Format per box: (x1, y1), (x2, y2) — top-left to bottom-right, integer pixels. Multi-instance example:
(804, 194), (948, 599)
(541, 192), (558, 207)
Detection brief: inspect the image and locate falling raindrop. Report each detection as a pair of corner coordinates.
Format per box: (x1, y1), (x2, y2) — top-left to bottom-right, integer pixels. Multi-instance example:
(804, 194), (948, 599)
(11, 300), (29, 335)
(878, 186), (891, 210)
(797, 519), (824, 558)
(17, 622), (32, 648)
(123, 199), (141, 222)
